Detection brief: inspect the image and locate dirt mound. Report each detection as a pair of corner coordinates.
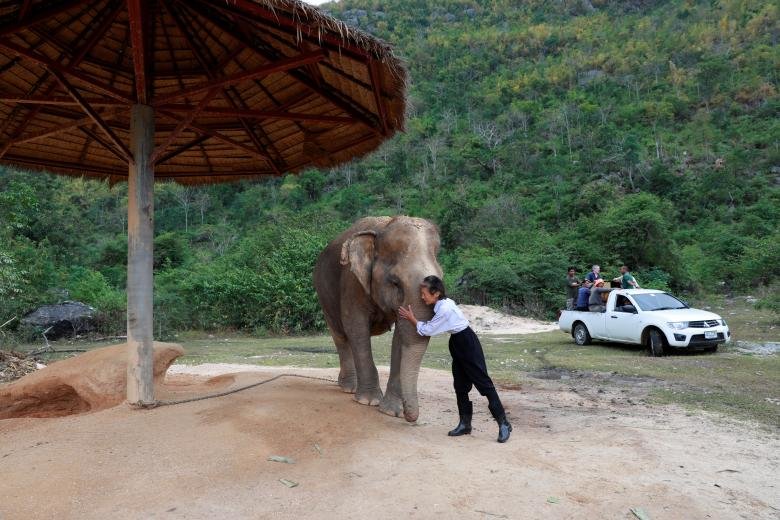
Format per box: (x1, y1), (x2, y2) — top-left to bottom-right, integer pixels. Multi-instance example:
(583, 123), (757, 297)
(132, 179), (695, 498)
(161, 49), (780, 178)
(0, 342), (183, 419)
(459, 305), (557, 334)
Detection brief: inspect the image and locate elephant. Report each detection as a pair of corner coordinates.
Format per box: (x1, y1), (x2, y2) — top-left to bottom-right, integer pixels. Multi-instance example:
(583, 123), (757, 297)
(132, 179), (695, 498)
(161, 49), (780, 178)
(313, 216), (443, 422)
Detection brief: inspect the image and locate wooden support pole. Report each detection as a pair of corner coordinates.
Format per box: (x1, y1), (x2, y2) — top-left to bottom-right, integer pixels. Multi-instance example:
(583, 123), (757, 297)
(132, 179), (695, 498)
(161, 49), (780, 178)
(126, 103), (155, 405)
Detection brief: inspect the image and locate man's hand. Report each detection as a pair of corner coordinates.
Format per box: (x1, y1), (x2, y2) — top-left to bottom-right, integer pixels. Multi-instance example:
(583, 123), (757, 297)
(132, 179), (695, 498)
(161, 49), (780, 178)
(397, 305), (418, 326)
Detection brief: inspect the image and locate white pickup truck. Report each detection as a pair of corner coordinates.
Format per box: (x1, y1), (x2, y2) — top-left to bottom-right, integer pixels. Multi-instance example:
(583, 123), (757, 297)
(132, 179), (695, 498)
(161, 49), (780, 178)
(558, 289), (731, 356)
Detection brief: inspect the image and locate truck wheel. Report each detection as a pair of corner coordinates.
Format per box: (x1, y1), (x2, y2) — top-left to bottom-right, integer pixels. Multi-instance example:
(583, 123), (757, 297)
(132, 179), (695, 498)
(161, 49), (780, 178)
(647, 329), (666, 357)
(573, 323), (591, 346)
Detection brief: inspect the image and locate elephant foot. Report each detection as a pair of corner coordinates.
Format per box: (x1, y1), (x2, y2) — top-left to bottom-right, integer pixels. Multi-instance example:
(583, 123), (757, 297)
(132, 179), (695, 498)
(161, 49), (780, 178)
(338, 374), (357, 394)
(379, 393), (404, 418)
(353, 388), (383, 406)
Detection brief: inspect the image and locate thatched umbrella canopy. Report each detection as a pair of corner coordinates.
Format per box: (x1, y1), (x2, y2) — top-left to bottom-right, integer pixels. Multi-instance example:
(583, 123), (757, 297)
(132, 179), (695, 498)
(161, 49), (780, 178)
(0, 0), (406, 404)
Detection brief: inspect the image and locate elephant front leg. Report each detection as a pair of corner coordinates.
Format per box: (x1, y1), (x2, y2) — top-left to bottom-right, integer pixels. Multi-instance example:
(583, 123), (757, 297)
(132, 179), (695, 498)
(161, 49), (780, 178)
(344, 329), (383, 406)
(333, 335), (357, 393)
(379, 328), (404, 417)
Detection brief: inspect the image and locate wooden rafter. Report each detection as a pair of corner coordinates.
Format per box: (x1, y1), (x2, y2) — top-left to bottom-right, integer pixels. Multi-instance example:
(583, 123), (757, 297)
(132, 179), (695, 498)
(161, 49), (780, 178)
(157, 105), (354, 123)
(79, 126), (129, 162)
(180, 2), (382, 135)
(154, 134), (209, 165)
(52, 69), (131, 162)
(151, 49), (327, 105)
(70, 0), (123, 68)
(150, 88), (219, 163)
(17, 0), (34, 21)
(166, 0), (282, 173)
(157, 110), (272, 162)
(0, 95), (124, 106)
(2, 154), (122, 176)
(194, 0), (374, 62)
(127, 0), (151, 104)
(0, 38), (133, 103)
(368, 60), (389, 136)
(0, 0), (92, 37)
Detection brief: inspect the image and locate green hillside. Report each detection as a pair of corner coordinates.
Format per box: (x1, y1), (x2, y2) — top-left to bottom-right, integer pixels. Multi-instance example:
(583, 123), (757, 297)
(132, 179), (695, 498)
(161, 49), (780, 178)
(1, 0), (778, 334)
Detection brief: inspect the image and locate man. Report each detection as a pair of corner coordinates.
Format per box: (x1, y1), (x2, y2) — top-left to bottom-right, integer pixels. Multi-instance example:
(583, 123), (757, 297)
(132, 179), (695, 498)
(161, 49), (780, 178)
(565, 267), (580, 310)
(588, 279), (613, 312)
(614, 265), (640, 289)
(585, 264), (601, 283)
(575, 279), (592, 311)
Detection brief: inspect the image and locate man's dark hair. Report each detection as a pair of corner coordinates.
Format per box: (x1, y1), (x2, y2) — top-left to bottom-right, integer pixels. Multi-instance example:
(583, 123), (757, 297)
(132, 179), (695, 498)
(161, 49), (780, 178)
(421, 275), (446, 300)
(621, 265), (630, 270)
(568, 266), (577, 272)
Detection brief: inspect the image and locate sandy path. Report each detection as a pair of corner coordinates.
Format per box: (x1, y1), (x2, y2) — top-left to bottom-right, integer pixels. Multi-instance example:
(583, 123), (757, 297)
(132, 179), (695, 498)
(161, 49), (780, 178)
(459, 305), (558, 335)
(0, 365), (777, 520)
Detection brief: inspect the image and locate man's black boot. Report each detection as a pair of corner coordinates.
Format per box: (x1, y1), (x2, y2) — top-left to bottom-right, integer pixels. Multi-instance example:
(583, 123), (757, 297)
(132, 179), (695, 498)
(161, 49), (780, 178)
(489, 400), (512, 443)
(448, 400), (472, 436)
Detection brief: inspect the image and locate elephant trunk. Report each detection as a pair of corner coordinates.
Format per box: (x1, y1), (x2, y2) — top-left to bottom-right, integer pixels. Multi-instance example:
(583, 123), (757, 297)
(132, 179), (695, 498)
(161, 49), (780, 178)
(397, 300), (433, 422)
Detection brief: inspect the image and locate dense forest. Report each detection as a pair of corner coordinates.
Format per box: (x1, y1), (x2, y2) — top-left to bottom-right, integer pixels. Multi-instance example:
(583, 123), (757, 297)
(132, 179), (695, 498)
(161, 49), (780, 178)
(1, 0), (778, 337)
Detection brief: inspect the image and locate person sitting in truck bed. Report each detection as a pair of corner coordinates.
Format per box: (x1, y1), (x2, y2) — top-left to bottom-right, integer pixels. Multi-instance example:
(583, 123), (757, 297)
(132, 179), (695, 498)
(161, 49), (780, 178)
(588, 279), (613, 312)
(575, 279), (592, 311)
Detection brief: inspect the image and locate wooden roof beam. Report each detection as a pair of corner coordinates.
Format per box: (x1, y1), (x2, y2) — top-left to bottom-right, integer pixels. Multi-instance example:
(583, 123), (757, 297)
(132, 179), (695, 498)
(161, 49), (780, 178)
(0, 38), (133, 103)
(199, 0), (375, 61)
(157, 109), (273, 163)
(0, 0), (92, 37)
(368, 60), (389, 136)
(51, 69), (132, 162)
(167, 1), (283, 174)
(127, 0), (151, 104)
(1, 154), (123, 176)
(193, 4), (382, 135)
(153, 134), (210, 166)
(70, 0), (123, 67)
(152, 50), (326, 105)
(150, 88), (219, 163)
(79, 126), (130, 162)
(17, 0), (33, 21)
(0, 95), (125, 106)
(157, 105), (354, 123)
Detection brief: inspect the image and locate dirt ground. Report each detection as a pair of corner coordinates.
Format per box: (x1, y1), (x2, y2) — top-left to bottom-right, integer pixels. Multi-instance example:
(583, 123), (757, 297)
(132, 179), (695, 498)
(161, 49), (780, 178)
(1, 364), (777, 520)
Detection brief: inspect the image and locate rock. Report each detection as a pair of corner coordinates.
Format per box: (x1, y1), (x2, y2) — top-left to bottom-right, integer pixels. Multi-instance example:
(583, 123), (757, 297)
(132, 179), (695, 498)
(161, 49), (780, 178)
(463, 8), (477, 18)
(20, 301), (96, 339)
(0, 342), (184, 419)
(444, 13), (456, 22)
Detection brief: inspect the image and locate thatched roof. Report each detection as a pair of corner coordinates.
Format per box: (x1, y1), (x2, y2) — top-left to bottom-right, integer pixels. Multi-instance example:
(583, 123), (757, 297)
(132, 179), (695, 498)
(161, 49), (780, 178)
(0, 0), (407, 184)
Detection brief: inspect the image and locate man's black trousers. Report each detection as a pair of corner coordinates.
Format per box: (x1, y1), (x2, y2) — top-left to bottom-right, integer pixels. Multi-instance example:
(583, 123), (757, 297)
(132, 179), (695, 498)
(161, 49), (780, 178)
(448, 326), (505, 419)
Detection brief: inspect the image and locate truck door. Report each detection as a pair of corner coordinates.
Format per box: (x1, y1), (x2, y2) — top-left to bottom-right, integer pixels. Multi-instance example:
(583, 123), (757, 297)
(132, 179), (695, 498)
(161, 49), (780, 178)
(607, 294), (641, 342)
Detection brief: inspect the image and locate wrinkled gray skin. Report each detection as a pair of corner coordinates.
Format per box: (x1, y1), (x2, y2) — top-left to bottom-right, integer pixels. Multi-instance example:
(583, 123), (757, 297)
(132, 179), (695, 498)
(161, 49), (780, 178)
(313, 216), (442, 422)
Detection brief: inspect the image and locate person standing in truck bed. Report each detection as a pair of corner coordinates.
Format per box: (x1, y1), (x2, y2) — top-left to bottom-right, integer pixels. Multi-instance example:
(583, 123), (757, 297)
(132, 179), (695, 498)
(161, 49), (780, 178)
(565, 267), (580, 310)
(613, 265), (640, 289)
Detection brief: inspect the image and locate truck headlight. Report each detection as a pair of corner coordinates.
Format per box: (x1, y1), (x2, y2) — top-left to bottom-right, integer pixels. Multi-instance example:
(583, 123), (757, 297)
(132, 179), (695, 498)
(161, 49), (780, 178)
(667, 321), (688, 330)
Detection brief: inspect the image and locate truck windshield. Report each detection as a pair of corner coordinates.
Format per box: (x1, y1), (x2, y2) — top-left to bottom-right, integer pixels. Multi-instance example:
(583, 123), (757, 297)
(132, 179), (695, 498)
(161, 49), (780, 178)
(632, 293), (688, 311)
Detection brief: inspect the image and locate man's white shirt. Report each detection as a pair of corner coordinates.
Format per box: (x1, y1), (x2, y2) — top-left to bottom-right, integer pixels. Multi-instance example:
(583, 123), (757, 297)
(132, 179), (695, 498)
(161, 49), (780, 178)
(415, 298), (469, 337)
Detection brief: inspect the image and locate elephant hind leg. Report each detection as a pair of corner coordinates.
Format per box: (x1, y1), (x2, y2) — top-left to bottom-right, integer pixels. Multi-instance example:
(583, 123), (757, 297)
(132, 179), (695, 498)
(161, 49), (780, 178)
(333, 335), (357, 393)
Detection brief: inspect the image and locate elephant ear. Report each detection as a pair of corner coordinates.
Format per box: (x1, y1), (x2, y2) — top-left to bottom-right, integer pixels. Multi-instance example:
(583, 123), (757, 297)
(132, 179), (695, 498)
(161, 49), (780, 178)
(340, 231), (376, 295)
